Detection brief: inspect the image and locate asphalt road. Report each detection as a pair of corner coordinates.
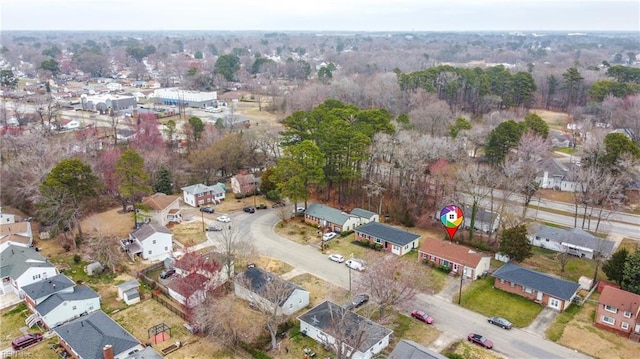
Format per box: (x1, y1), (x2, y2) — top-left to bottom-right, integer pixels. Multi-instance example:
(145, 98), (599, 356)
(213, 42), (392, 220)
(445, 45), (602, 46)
(230, 208), (592, 359)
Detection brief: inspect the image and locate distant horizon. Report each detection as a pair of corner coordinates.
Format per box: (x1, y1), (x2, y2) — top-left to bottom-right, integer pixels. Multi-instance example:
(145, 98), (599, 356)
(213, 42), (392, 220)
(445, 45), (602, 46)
(2, 0), (639, 33)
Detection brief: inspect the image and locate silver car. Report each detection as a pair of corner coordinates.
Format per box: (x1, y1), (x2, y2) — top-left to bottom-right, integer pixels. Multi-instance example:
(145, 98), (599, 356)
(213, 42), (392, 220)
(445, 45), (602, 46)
(488, 316), (513, 329)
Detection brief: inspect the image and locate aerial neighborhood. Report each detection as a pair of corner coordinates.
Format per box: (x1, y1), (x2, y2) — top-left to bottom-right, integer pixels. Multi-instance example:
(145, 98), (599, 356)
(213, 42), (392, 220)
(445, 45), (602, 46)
(1, 22), (640, 359)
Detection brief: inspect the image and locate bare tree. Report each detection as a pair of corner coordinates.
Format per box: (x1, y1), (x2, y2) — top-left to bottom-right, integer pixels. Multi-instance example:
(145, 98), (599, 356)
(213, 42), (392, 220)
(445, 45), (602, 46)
(454, 161), (493, 242)
(353, 254), (423, 318)
(85, 218), (126, 273)
(234, 269), (295, 351)
(195, 294), (259, 348)
(216, 226), (255, 283)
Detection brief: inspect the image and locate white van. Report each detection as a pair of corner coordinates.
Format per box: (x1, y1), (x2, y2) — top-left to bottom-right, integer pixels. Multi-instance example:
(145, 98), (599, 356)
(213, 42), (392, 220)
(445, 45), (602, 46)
(345, 259), (365, 271)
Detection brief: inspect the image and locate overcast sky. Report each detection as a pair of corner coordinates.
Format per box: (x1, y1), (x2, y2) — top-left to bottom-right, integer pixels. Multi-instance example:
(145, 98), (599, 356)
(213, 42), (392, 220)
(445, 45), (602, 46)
(2, 0), (639, 32)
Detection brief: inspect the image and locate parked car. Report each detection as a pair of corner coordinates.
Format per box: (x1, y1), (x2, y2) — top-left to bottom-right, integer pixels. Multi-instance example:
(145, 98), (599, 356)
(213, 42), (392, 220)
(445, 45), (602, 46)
(345, 259), (365, 271)
(243, 206), (256, 213)
(217, 215), (231, 223)
(346, 294), (369, 310)
(12, 333), (43, 350)
(410, 310), (434, 324)
(328, 254), (345, 263)
(488, 316), (512, 329)
(272, 201), (286, 208)
(322, 232), (338, 241)
(293, 206), (305, 215)
(200, 206), (215, 214)
(256, 203), (268, 210)
(160, 268), (176, 279)
(467, 333), (493, 349)
(206, 224), (222, 231)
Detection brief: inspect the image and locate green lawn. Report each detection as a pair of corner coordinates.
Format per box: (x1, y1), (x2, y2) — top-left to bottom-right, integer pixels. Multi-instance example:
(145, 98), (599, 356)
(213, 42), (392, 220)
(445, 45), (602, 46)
(522, 247), (601, 282)
(545, 303), (581, 341)
(458, 277), (544, 327)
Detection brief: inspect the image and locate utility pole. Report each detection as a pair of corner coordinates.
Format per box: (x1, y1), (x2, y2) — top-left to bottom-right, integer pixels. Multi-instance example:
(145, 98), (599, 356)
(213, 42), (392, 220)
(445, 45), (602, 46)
(201, 210), (205, 232)
(458, 263), (464, 305)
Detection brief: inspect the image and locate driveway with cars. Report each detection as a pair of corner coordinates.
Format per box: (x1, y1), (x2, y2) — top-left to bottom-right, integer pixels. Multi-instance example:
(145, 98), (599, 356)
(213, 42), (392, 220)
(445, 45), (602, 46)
(213, 207), (590, 359)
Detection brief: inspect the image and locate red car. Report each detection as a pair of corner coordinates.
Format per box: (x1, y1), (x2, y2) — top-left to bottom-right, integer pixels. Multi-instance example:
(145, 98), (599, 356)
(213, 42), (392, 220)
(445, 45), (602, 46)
(410, 310), (434, 324)
(467, 333), (493, 349)
(12, 333), (43, 350)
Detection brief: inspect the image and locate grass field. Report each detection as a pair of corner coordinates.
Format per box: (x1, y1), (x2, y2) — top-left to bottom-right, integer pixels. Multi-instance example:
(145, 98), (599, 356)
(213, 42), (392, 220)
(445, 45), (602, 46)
(457, 277), (544, 327)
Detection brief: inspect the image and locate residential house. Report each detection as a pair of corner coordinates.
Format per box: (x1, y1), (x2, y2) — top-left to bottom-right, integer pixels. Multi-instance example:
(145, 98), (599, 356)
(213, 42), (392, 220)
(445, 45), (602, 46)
(153, 88), (217, 108)
(550, 131), (573, 148)
(141, 193), (182, 226)
(22, 274), (76, 310)
(595, 286), (640, 342)
(349, 208), (379, 226)
(0, 221), (33, 246)
(181, 183), (226, 207)
(59, 118), (81, 130)
(28, 285), (101, 329)
(0, 242), (58, 296)
(418, 238), (491, 280)
(166, 272), (211, 308)
(528, 223), (616, 259)
(53, 310), (147, 359)
(116, 128), (137, 142)
(388, 339), (448, 359)
(235, 266), (309, 316)
(116, 280), (140, 305)
(535, 158), (581, 192)
(0, 211), (16, 224)
(462, 205), (500, 233)
(121, 223), (173, 261)
(298, 300), (393, 359)
(354, 222), (420, 256)
(492, 262), (581, 311)
(230, 172), (260, 197)
(305, 203), (361, 233)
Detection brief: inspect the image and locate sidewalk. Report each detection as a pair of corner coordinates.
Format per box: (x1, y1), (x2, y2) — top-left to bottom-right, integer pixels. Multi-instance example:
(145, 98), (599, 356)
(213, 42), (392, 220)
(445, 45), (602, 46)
(436, 274), (471, 302)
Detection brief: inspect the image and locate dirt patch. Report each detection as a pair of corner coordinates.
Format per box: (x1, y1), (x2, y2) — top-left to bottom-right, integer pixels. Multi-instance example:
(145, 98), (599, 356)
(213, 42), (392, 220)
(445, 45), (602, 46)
(254, 256), (294, 275)
(81, 207), (136, 238)
(289, 273), (348, 307)
(558, 299), (640, 358)
(538, 189), (575, 203)
(169, 221), (207, 246)
(532, 109), (570, 131)
(273, 219), (320, 245)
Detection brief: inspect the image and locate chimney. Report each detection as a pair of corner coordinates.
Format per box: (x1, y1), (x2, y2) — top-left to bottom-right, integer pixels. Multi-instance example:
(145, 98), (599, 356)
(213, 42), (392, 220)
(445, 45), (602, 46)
(102, 344), (115, 359)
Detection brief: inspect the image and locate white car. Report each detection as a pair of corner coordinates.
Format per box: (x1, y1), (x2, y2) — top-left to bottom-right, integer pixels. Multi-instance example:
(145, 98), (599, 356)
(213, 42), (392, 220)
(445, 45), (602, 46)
(216, 215), (231, 223)
(322, 232), (338, 241)
(345, 259), (365, 271)
(328, 254), (345, 263)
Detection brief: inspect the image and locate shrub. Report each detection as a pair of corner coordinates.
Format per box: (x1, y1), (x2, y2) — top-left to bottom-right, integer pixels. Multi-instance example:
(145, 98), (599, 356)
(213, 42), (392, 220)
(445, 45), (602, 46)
(73, 254), (82, 264)
(436, 264), (452, 274)
(446, 353), (465, 359)
(340, 230), (353, 237)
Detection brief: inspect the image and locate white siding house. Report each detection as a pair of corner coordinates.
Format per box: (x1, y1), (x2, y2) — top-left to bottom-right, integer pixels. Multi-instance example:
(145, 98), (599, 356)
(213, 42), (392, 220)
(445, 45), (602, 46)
(121, 223), (173, 261)
(34, 285), (101, 329)
(181, 183), (226, 207)
(0, 242), (58, 296)
(235, 267), (309, 316)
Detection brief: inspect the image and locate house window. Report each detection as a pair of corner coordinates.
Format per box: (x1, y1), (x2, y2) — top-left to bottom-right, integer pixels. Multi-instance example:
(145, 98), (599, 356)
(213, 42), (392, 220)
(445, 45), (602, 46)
(152, 240), (156, 244)
(375, 238), (382, 244)
(604, 305), (618, 313)
(623, 311), (632, 318)
(602, 316), (615, 325)
(33, 274), (41, 280)
(165, 247), (168, 251)
(523, 287), (533, 294)
(500, 279), (505, 284)
(621, 322), (629, 330)
(510, 282), (515, 288)
(72, 306), (76, 310)
(148, 250), (152, 255)
(289, 303), (293, 309)
(550, 298), (560, 308)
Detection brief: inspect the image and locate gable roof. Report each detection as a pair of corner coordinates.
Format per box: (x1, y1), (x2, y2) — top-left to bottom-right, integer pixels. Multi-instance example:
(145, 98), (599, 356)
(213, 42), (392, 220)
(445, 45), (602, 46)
(131, 223), (172, 241)
(355, 222), (420, 246)
(492, 262), (580, 301)
(530, 224), (616, 256)
(599, 286), (640, 314)
(181, 183), (217, 195)
(239, 267), (306, 306)
(350, 208), (377, 219)
(21, 274), (75, 301)
(0, 243), (55, 279)
(538, 158), (569, 179)
(306, 203), (351, 226)
(0, 222), (31, 245)
(298, 301), (392, 353)
(419, 238), (486, 267)
(35, 285), (100, 316)
(53, 311), (141, 358)
(462, 205), (498, 224)
(166, 272), (209, 298)
(389, 339), (448, 359)
(142, 193), (179, 211)
(116, 280), (140, 292)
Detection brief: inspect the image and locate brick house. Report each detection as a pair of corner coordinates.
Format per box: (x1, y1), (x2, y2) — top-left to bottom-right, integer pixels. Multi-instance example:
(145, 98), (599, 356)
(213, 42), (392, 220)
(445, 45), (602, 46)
(595, 286), (640, 342)
(181, 183), (226, 207)
(354, 222), (420, 256)
(304, 203), (361, 233)
(230, 173), (260, 197)
(418, 238), (491, 280)
(492, 263), (580, 311)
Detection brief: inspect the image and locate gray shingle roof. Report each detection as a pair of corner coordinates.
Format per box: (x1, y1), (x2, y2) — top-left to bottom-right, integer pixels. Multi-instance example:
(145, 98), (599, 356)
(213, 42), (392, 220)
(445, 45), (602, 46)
(53, 311), (141, 358)
(462, 205), (498, 224)
(240, 267), (306, 306)
(131, 223), (171, 241)
(116, 280), (140, 292)
(123, 346), (163, 359)
(355, 222), (420, 246)
(389, 340), (448, 359)
(350, 208), (377, 219)
(538, 158), (569, 178)
(35, 285), (100, 316)
(21, 274), (75, 301)
(0, 243), (55, 279)
(298, 301), (392, 353)
(305, 203), (351, 226)
(492, 262), (580, 301)
(531, 224), (616, 256)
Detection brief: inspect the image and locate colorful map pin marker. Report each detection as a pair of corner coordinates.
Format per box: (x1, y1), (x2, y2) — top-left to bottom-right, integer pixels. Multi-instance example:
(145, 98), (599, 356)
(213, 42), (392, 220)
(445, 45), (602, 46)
(440, 205), (464, 240)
